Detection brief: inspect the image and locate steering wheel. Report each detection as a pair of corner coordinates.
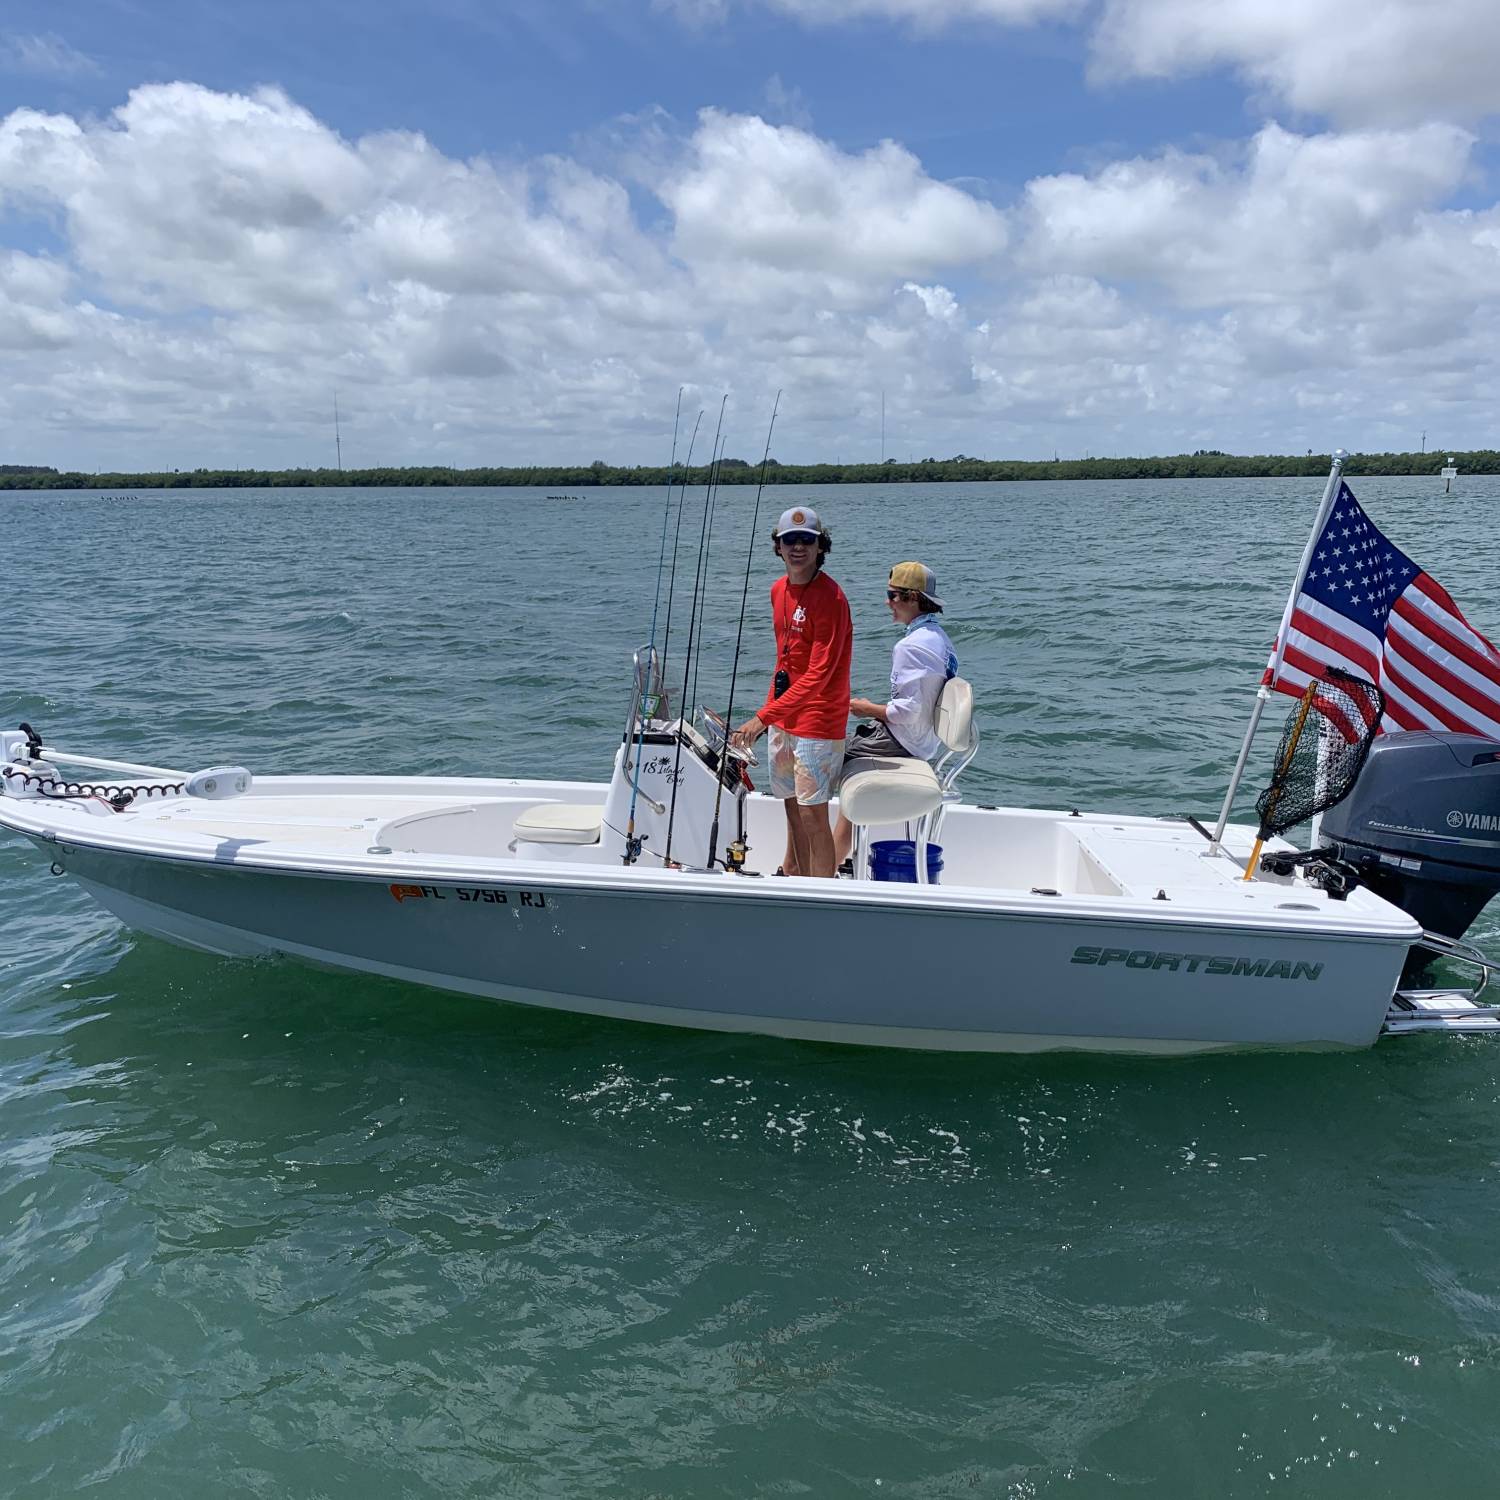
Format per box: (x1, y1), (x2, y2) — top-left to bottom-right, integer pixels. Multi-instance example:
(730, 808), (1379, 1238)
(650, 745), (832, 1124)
(699, 707), (758, 767)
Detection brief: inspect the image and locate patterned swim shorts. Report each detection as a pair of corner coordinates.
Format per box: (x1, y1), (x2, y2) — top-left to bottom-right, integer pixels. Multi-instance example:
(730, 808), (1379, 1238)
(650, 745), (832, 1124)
(767, 728), (847, 805)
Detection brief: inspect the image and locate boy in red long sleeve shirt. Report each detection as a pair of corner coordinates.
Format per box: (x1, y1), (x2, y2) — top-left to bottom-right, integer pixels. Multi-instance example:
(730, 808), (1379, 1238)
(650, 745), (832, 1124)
(733, 506), (852, 877)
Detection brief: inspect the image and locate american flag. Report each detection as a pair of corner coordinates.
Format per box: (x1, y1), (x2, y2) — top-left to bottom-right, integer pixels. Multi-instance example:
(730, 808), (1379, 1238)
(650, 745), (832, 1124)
(1265, 480), (1500, 738)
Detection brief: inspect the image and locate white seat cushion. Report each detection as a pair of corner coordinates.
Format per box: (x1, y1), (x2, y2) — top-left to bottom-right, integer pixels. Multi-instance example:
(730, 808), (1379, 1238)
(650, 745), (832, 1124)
(513, 803), (603, 845)
(936, 677), (975, 753)
(838, 757), (942, 826)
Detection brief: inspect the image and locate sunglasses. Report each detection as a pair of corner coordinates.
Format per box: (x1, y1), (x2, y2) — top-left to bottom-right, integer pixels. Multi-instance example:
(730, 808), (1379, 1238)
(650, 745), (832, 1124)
(887, 588), (916, 601)
(779, 532), (819, 545)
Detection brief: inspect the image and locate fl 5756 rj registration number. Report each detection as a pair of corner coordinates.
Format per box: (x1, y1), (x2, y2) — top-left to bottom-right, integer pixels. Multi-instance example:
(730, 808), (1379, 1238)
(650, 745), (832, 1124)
(389, 883), (549, 908)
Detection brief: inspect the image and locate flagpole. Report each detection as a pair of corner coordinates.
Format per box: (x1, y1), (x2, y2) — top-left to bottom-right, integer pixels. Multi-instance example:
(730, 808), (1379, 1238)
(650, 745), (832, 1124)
(1208, 448), (1347, 851)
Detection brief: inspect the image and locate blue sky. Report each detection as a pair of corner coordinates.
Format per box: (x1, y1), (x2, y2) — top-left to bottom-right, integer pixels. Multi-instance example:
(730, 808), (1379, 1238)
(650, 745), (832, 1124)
(1, 0), (1497, 469)
(3, 2), (1253, 196)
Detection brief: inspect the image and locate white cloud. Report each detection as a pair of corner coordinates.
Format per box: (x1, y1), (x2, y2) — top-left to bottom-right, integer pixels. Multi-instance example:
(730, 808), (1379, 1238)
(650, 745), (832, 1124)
(763, 73), (813, 130)
(651, 0), (731, 23)
(761, 0), (1083, 22)
(1021, 122), (1478, 305)
(1016, 120), (1500, 445)
(1, 80), (1500, 470)
(0, 32), (99, 78)
(0, 86), (372, 314)
(660, 0), (1500, 129)
(660, 110), (1007, 287)
(0, 250), (75, 350)
(1093, 0), (1500, 127)
(657, 0), (1083, 25)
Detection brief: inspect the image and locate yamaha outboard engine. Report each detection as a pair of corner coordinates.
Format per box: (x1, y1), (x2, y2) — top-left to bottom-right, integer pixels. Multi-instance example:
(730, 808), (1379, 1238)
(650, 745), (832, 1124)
(1318, 730), (1500, 940)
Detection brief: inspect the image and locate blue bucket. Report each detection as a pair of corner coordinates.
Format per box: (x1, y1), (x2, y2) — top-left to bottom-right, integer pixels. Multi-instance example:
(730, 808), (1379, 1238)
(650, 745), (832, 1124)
(869, 839), (944, 884)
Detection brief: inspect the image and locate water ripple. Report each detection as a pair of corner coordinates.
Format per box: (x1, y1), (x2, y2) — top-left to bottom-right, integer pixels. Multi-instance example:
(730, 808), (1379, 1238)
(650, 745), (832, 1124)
(2, 479), (1500, 1494)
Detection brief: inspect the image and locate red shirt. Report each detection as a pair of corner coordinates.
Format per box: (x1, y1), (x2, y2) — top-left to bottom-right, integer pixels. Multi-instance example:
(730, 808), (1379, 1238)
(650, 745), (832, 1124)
(759, 571), (853, 740)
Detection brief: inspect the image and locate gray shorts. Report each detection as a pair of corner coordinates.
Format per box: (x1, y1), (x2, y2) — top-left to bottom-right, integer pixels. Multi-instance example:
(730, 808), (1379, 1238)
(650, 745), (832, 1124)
(843, 720), (914, 764)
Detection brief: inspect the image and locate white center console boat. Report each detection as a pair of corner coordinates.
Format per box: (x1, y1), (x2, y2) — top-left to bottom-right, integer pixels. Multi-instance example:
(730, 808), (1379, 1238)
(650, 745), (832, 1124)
(2, 649), (1497, 1053)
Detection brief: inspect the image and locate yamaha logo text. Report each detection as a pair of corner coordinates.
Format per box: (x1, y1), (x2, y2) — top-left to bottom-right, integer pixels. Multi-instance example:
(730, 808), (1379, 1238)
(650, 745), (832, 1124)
(1448, 809), (1500, 832)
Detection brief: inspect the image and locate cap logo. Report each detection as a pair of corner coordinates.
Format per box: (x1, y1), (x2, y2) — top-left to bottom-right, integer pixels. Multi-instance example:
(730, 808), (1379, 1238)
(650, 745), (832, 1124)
(791, 510), (806, 524)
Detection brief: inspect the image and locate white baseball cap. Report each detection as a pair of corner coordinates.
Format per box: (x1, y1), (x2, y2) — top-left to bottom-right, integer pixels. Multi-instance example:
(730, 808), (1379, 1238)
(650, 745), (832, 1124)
(773, 506), (823, 539)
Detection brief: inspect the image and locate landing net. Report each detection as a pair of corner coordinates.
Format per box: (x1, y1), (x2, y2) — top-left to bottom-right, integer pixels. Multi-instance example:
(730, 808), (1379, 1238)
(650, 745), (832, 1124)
(1254, 666), (1386, 840)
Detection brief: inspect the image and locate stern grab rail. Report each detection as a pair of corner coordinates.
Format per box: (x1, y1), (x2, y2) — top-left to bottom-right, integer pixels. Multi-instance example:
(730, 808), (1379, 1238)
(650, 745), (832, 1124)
(1410, 929), (1496, 1003)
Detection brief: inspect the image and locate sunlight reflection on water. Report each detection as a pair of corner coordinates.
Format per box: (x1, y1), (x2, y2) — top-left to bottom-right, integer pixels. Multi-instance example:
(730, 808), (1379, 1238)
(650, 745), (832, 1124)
(2, 478), (1499, 1495)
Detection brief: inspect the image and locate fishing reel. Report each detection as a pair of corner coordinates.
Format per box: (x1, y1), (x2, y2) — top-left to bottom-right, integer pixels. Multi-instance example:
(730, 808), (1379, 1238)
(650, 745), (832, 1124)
(1257, 847), (1363, 901)
(697, 708), (759, 771)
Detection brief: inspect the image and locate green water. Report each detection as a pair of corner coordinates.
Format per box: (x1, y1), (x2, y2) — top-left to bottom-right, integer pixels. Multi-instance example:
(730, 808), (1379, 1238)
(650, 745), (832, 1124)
(3, 479), (1500, 1496)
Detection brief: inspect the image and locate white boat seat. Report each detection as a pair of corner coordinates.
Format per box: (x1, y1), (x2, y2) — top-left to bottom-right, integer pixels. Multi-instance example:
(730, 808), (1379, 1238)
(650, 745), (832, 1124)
(840, 679), (977, 886)
(512, 803), (603, 845)
(838, 756), (942, 827)
(935, 677), (975, 756)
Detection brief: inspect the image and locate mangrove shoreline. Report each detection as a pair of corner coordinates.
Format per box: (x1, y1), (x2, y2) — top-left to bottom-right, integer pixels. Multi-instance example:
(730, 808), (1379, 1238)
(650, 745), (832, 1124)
(0, 449), (1491, 490)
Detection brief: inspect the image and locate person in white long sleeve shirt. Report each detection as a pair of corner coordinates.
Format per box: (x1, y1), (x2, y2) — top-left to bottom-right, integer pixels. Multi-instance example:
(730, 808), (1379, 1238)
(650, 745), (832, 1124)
(833, 561), (957, 869)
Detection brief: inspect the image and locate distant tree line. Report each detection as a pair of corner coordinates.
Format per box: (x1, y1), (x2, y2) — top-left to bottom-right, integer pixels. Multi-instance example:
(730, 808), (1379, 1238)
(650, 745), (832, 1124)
(0, 450), (1493, 489)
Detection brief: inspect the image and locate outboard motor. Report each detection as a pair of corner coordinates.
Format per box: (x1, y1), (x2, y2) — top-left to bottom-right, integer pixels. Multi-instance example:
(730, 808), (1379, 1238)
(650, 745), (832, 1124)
(1318, 730), (1500, 940)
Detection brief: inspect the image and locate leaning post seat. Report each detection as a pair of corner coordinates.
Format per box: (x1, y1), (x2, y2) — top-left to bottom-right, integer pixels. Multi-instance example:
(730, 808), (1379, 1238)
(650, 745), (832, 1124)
(934, 678), (975, 762)
(839, 677), (978, 884)
(511, 802), (603, 846)
(838, 757), (943, 825)
(839, 757), (944, 885)
(928, 677), (978, 846)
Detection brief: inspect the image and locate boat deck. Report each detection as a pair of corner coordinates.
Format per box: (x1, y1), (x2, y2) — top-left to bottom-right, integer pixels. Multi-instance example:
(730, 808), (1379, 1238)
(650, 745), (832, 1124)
(134, 794), (469, 853)
(0, 773), (1417, 936)
(1068, 819), (1270, 901)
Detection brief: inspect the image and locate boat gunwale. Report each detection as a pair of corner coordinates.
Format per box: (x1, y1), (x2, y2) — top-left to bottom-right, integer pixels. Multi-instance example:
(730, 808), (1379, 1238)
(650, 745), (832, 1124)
(2, 813), (1422, 947)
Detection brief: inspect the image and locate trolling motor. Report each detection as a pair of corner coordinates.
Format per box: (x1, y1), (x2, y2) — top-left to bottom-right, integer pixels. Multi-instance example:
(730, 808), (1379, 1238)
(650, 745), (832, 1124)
(0, 723), (64, 798)
(1, 724), (251, 810)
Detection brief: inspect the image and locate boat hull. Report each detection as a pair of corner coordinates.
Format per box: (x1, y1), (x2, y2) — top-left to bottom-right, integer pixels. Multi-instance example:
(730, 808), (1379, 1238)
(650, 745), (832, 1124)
(62, 840), (1406, 1054)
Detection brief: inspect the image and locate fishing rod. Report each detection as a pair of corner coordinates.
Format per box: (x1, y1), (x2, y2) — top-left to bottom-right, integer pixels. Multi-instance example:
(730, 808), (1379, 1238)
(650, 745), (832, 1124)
(689, 430), (729, 713)
(647, 388), (683, 659)
(622, 389), (684, 865)
(669, 426), (726, 831)
(664, 396), (728, 866)
(685, 430), (727, 720)
(656, 409), (703, 708)
(707, 392), (781, 873)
